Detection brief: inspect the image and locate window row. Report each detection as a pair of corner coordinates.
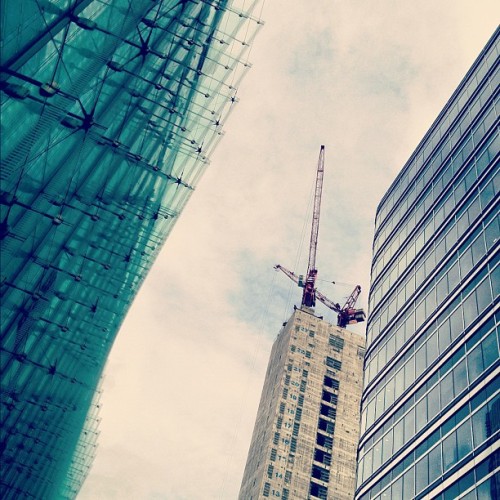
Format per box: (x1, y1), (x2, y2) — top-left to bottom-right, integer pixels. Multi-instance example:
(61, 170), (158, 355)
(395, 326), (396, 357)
(361, 284), (497, 440)
(263, 481), (290, 499)
(365, 205), (498, 389)
(368, 135), (498, 337)
(322, 390), (338, 405)
(316, 433), (333, 450)
(311, 464), (330, 482)
(320, 404), (337, 420)
(373, 84), (497, 265)
(363, 259), (500, 412)
(434, 450), (498, 500)
(375, 46), (497, 234)
(324, 375), (340, 390)
(371, 124), (498, 318)
(290, 345), (312, 358)
(358, 376), (499, 498)
(358, 319), (498, 484)
(310, 481), (328, 499)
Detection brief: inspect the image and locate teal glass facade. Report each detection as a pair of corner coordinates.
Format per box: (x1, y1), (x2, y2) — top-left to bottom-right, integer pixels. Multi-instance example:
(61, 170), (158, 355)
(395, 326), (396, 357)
(356, 30), (499, 499)
(0, 1), (263, 497)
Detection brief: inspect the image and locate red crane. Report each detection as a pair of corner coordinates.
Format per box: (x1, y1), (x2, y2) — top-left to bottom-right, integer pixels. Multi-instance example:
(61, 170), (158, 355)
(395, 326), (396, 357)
(274, 145), (366, 328)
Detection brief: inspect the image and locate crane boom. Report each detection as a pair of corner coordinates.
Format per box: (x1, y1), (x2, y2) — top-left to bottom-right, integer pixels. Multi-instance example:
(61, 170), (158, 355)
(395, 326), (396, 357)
(274, 264), (300, 286)
(302, 145), (325, 308)
(343, 285), (362, 310)
(315, 289), (342, 313)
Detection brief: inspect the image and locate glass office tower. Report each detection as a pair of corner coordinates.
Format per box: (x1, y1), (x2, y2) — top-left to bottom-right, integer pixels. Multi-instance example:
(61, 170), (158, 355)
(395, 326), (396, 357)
(356, 29), (499, 499)
(0, 1), (262, 498)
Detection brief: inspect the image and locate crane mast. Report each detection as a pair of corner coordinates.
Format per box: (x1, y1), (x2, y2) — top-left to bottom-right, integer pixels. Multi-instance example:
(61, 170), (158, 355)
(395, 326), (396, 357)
(275, 145), (366, 329)
(302, 145), (325, 308)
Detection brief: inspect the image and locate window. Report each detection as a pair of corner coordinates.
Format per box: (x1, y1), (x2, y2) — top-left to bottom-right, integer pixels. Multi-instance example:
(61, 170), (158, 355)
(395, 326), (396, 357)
(316, 433), (333, 450)
(314, 449), (332, 466)
(263, 482), (271, 497)
(320, 404), (336, 419)
(326, 357), (342, 371)
(318, 418), (335, 434)
(329, 335), (344, 350)
(456, 421), (473, 461)
(311, 464), (330, 482)
(322, 390), (338, 405)
(267, 465), (274, 478)
(310, 481), (328, 499)
(442, 432), (457, 470)
(415, 454), (429, 494)
(428, 445), (442, 484)
(324, 376), (340, 390)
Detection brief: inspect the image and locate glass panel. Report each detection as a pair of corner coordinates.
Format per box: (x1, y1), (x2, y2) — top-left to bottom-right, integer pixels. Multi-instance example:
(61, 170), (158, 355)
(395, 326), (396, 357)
(481, 331), (499, 369)
(456, 421), (473, 461)
(453, 359), (468, 396)
(415, 398), (428, 433)
(402, 466), (415, 499)
(428, 445), (442, 484)
(442, 432), (458, 471)
(467, 343), (485, 382)
(427, 384), (440, 419)
(415, 454), (429, 494)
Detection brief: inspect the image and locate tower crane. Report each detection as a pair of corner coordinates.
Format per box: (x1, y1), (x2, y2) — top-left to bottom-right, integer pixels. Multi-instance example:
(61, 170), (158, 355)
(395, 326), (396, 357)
(274, 145), (366, 328)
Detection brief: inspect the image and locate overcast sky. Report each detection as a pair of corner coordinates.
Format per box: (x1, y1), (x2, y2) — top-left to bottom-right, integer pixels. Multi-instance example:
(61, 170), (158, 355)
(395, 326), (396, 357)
(79, 2), (499, 499)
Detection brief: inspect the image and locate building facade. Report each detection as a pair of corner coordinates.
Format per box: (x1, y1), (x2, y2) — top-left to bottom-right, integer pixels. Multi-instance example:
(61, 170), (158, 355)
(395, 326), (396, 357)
(0, 1), (263, 498)
(356, 29), (499, 499)
(240, 307), (365, 500)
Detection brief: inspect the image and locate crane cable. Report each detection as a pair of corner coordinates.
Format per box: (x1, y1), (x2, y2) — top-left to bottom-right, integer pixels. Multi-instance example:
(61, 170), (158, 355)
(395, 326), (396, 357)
(281, 153), (317, 322)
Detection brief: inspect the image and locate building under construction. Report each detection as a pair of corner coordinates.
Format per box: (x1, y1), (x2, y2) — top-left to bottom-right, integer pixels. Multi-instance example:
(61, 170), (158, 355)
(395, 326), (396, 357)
(239, 147), (366, 499)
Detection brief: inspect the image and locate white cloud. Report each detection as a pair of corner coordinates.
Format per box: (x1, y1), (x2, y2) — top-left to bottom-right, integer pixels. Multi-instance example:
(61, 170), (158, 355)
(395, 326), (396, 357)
(80, 2), (499, 498)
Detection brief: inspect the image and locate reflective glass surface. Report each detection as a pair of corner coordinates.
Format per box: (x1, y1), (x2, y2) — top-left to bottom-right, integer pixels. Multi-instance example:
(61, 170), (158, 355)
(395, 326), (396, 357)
(356, 29), (500, 500)
(0, 1), (263, 498)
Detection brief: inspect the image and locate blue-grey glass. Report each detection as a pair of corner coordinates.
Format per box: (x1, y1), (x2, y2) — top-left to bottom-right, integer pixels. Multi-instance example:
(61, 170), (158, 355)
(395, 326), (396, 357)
(356, 29), (499, 500)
